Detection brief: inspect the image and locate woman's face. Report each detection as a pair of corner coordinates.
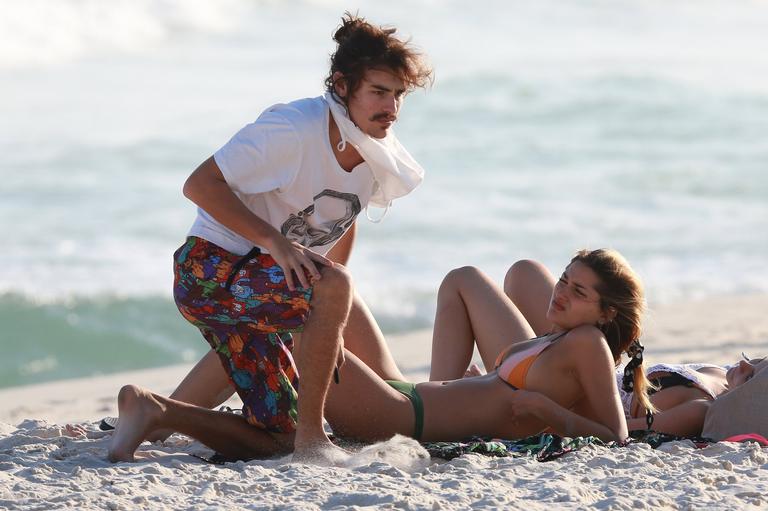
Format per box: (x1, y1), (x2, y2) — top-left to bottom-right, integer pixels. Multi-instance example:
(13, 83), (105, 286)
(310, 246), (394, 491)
(726, 357), (767, 388)
(546, 261), (609, 330)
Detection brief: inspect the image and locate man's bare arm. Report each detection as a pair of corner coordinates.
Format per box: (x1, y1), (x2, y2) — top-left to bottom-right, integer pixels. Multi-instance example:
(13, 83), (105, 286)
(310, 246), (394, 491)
(326, 222), (356, 265)
(184, 156), (329, 289)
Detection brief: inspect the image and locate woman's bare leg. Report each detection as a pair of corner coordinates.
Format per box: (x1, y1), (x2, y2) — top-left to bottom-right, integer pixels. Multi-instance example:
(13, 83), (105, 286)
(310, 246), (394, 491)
(168, 350), (233, 406)
(325, 350), (414, 442)
(341, 291), (405, 381)
(503, 259), (556, 336)
(108, 384), (291, 462)
(429, 266), (536, 381)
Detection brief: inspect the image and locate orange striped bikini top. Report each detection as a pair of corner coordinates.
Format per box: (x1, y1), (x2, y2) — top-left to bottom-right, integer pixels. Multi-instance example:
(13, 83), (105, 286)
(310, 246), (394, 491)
(494, 331), (568, 389)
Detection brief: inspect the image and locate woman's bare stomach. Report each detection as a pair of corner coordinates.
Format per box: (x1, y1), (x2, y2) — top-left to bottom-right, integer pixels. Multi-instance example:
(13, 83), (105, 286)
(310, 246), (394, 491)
(415, 374), (548, 442)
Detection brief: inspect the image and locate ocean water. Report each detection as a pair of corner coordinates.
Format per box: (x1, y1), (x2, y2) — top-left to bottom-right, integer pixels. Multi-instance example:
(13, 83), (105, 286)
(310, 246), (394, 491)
(2, 0), (768, 388)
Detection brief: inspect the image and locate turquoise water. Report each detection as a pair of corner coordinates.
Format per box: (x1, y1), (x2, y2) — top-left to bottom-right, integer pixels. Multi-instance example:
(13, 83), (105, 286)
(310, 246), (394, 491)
(2, 0), (768, 388)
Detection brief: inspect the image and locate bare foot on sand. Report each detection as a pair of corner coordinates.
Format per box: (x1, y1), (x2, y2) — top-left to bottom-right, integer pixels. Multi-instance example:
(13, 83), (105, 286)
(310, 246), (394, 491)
(108, 385), (164, 462)
(291, 437), (350, 466)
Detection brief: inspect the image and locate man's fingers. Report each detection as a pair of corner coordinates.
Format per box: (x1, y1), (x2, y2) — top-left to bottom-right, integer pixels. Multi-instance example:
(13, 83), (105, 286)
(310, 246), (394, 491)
(282, 264), (296, 291)
(304, 249), (333, 269)
(294, 261), (311, 289)
(298, 254), (321, 282)
(275, 243), (328, 290)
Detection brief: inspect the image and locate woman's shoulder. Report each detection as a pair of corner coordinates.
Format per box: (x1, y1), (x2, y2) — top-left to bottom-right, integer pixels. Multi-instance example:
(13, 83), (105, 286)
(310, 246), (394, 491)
(558, 325), (610, 351)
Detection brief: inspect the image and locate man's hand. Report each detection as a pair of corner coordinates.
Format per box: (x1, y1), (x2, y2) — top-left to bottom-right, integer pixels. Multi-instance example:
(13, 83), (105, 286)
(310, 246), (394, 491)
(263, 234), (333, 290)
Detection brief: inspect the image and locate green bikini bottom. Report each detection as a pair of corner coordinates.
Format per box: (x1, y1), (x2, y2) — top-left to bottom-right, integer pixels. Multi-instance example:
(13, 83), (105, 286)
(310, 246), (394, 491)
(385, 380), (424, 440)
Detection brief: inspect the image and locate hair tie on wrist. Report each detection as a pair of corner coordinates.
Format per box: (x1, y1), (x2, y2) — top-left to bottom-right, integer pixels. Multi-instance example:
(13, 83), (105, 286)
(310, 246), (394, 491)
(621, 340), (645, 393)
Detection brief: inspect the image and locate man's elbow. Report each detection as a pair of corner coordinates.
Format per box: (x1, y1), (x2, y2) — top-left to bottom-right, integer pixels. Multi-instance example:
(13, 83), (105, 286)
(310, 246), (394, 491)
(184, 156), (223, 203)
(182, 174), (198, 202)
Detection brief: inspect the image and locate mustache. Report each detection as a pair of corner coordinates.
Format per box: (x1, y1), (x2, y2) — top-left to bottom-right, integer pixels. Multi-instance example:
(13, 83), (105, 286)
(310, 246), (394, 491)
(370, 112), (397, 122)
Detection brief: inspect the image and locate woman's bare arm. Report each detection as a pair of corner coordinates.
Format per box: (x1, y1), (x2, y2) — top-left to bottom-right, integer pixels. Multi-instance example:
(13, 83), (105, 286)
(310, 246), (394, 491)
(515, 327), (629, 442)
(627, 399), (711, 437)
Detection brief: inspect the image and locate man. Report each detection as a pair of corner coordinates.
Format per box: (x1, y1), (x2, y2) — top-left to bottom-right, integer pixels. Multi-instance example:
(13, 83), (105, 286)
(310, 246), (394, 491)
(108, 13), (432, 463)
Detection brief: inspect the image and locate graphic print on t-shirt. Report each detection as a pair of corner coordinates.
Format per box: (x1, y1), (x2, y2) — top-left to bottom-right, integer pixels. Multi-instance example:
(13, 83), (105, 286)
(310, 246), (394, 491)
(281, 189), (361, 248)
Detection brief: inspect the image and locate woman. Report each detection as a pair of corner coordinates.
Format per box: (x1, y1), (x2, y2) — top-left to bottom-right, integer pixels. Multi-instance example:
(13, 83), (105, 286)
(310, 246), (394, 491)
(322, 248), (651, 444)
(620, 356), (767, 436)
(445, 256), (766, 437)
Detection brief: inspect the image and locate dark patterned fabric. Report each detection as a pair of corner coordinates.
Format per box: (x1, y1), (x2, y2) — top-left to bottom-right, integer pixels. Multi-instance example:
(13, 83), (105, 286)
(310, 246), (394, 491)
(173, 236), (313, 434)
(423, 430), (717, 462)
(423, 433), (607, 462)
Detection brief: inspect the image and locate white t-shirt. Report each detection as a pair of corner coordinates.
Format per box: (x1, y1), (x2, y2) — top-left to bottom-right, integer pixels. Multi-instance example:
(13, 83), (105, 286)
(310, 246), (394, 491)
(188, 96), (376, 256)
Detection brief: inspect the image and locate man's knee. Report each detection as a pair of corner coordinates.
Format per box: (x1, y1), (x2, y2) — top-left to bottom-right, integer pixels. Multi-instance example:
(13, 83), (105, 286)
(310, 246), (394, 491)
(314, 264), (353, 299)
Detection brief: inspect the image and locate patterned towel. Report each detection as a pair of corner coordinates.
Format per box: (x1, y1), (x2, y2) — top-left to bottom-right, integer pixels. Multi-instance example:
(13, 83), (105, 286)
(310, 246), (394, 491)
(422, 430), (717, 462)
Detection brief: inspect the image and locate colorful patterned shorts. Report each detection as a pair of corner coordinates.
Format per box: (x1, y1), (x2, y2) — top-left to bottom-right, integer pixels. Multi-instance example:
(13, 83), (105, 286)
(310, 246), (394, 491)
(173, 236), (313, 434)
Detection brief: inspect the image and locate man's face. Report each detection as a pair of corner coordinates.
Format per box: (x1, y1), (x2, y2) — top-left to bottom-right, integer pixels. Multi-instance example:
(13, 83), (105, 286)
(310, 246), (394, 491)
(338, 68), (407, 139)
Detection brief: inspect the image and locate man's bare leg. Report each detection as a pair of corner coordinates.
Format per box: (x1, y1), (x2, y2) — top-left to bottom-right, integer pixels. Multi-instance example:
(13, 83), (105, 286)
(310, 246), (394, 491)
(146, 349), (233, 442)
(290, 265), (353, 461)
(151, 291), (401, 426)
(108, 385), (291, 463)
(134, 289), (397, 448)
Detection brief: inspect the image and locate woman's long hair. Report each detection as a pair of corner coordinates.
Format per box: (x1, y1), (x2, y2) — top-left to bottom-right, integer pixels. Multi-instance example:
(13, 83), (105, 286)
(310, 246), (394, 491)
(571, 249), (655, 413)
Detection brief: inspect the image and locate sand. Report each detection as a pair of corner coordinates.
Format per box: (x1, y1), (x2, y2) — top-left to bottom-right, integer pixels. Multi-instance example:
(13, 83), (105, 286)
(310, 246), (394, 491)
(1, 294), (767, 510)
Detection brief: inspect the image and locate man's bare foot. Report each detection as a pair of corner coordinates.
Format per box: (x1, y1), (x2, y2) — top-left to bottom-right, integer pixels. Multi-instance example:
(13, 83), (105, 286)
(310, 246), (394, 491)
(97, 417), (172, 443)
(291, 436), (350, 465)
(464, 363), (484, 378)
(108, 385), (165, 462)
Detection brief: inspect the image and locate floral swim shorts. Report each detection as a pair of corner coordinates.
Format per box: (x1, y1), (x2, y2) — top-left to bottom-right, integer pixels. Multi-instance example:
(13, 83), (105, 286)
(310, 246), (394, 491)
(173, 236), (313, 434)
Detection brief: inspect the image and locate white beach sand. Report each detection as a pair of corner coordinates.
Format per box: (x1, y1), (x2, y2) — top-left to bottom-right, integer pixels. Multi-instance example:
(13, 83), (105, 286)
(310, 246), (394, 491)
(1, 294), (767, 510)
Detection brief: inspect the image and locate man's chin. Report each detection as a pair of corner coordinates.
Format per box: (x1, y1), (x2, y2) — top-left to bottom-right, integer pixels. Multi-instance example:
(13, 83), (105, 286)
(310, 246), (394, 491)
(368, 119), (395, 138)
(365, 129), (388, 139)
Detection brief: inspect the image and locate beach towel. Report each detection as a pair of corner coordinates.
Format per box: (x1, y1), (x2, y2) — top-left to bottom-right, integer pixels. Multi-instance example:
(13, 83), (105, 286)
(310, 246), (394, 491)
(422, 430), (723, 462)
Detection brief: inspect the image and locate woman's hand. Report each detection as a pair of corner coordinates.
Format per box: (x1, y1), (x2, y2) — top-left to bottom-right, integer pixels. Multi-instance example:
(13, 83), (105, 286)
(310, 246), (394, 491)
(506, 389), (547, 421)
(263, 234), (333, 290)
